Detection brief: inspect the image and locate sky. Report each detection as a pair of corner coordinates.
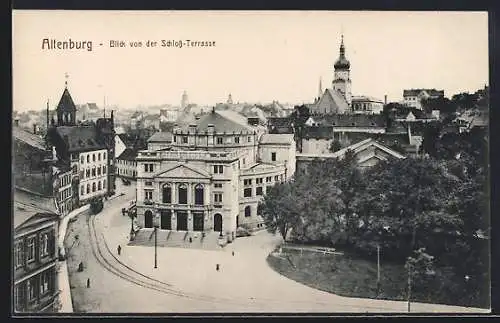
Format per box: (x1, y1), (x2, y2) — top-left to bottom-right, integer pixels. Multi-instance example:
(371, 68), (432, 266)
(12, 10), (489, 112)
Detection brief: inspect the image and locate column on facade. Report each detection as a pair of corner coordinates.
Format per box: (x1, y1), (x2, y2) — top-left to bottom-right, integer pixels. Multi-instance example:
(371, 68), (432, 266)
(187, 182), (192, 205)
(171, 182), (177, 204)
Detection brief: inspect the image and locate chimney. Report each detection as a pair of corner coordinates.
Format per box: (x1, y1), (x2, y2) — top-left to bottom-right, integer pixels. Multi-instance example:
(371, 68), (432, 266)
(384, 95), (387, 105)
(14, 119), (19, 127)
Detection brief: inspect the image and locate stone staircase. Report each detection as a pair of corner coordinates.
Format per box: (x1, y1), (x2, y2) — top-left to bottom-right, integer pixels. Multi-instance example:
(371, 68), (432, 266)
(128, 229), (223, 251)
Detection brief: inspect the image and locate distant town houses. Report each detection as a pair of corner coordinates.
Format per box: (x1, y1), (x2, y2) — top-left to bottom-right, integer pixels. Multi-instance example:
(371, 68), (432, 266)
(116, 148), (139, 179)
(402, 88), (445, 110)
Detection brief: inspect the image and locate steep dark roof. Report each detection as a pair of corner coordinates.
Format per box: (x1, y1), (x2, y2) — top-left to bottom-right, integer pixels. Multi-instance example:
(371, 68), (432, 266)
(55, 126), (106, 152)
(403, 89), (445, 97)
(13, 126), (46, 150)
(267, 117), (292, 127)
(57, 88), (77, 112)
(117, 148), (139, 161)
(314, 114), (386, 128)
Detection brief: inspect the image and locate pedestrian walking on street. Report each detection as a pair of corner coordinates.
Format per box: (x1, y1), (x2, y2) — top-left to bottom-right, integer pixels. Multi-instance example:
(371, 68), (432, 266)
(232, 251), (235, 256)
(216, 264), (220, 271)
(86, 278), (90, 288)
(117, 245), (121, 255)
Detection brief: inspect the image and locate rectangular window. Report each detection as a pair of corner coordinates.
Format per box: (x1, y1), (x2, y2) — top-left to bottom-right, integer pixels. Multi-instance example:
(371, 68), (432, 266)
(145, 181), (153, 186)
(27, 237), (35, 263)
(271, 152), (277, 162)
(86, 169), (90, 178)
(15, 284), (24, 311)
(214, 183), (223, 188)
(15, 242), (23, 268)
(92, 168), (96, 177)
(247, 136), (251, 142)
(27, 278), (35, 301)
(40, 271), (50, 295)
(173, 136), (177, 143)
(213, 165), (224, 174)
(182, 136), (188, 144)
(244, 187), (252, 197)
(266, 176), (271, 183)
(256, 178), (263, 184)
(103, 166), (106, 174)
(275, 175), (279, 181)
(40, 233), (49, 257)
(234, 137), (240, 143)
(214, 193), (223, 203)
(216, 137), (223, 145)
(144, 164), (154, 172)
(244, 179), (252, 186)
(256, 187), (263, 196)
(144, 190), (153, 200)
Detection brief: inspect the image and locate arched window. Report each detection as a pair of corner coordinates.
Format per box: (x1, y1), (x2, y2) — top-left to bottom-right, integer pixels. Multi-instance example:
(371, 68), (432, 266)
(98, 181), (102, 190)
(178, 184), (187, 204)
(93, 154), (96, 162)
(80, 155), (84, 164)
(103, 166), (106, 174)
(97, 166), (101, 176)
(92, 182), (96, 192)
(81, 185), (84, 195)
(194, 184), (204, 205)
(245, 205), (251, 217)
(162, 183), (172, 204)
(103, 180), (106, 189)
(86, 184), (90, 194)
(92, 167), (96, 177)
(98, 153), (101, 161)
(87, 155), (90, 163)
(103, 152), (106, 160)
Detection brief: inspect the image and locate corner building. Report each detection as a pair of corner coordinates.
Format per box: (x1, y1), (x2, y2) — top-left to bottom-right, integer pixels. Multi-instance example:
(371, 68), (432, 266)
(135, 110), (295, 241)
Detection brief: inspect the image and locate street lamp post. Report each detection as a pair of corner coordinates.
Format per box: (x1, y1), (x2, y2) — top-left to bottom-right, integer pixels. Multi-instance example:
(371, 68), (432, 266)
(153, 213), (160, 269)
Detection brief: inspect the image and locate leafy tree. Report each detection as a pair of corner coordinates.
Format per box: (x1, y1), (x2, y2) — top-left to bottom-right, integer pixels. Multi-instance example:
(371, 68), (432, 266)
(290, 105), (310, 152)
(329, 140), (342, 153)
(421, 97), (455, 115)
(259, 182), (301, 240)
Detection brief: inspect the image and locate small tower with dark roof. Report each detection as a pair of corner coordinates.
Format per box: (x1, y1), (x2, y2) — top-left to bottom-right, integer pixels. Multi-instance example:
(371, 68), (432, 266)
(56, 74), (77, 126)
(332, 34), (352, 106)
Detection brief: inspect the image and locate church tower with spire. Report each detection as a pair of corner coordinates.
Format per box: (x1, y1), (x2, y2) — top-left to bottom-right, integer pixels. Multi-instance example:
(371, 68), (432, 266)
(56, 73), (77, 126)
(332, 34), (352, 106)
(181, 91), (189, 110)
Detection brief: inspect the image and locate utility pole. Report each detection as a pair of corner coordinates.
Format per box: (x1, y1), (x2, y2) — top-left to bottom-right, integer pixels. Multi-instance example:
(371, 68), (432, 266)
(407, 263), (412, 313)
(377, 244), (381, 294)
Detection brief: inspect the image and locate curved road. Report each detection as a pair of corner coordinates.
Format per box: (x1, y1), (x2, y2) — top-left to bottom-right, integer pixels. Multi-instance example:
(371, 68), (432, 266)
(81, 181), (489, 313)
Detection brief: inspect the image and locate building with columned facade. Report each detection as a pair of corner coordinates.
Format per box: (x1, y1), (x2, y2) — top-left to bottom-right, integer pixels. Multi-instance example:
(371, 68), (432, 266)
(135, 109), (295, 242)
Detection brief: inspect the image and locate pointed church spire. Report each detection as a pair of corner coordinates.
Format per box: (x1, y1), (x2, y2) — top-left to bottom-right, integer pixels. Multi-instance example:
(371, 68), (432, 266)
(64, 72), (69, 88)
(340, 34), (345, 58)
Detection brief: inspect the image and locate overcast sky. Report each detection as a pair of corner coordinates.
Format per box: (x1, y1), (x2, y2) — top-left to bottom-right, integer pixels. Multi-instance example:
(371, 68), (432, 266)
(12, 10), (488, 112)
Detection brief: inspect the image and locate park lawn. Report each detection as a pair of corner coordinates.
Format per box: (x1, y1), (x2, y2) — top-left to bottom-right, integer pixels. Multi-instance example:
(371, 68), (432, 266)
(266, 248), (486, 308)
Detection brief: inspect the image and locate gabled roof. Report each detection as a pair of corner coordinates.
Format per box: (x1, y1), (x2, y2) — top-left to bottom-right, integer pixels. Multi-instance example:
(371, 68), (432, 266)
(57, 88), (77, 111)
(260, 133), (294, 145)
(14, 188), (58, 230)
(55, 126), (106, 152)
(155, 163), (211, 179)
(13, 126), (46, 150)
(351, 96), (384, 103)
(403, 89), (445, 97)
(147, 132), (173, 143)
(333, 138), (406, 160)
(117, 148), (139, 161)
(319, 89), (349, 113)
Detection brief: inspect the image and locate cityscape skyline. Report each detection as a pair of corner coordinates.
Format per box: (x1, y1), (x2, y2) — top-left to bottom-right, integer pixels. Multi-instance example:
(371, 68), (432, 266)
(13, 11), (488, 112)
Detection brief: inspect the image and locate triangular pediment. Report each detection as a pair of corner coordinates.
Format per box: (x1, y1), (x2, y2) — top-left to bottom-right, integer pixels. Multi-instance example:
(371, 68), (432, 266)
(15, 212), (58, 232)
(155, 164), (211, 179)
